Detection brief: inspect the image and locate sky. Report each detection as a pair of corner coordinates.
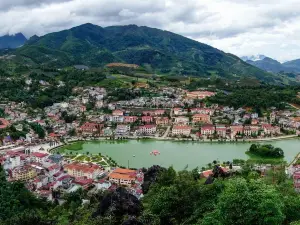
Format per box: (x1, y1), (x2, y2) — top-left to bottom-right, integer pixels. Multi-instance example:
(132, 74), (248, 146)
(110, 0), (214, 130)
(1, 0), (300, 62)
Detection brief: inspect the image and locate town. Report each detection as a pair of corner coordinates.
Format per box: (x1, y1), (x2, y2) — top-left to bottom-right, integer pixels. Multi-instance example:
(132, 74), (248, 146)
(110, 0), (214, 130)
(1, 84), (300, 201)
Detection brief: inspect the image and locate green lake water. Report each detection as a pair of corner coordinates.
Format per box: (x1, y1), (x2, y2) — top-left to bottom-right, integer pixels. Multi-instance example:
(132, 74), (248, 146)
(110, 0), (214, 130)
(59, 139), (300, 170)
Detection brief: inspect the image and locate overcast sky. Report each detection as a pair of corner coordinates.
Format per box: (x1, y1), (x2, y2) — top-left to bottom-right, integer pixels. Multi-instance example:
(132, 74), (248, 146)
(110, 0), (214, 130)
(1, 0), (300, 62)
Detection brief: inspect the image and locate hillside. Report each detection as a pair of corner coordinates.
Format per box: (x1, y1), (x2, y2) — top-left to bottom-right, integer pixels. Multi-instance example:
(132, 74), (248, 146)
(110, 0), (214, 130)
(244, 56), (300, 74)
(0, 33), (27, 49)
(246, 57), (285, 73)
(16, 23), (281, 82)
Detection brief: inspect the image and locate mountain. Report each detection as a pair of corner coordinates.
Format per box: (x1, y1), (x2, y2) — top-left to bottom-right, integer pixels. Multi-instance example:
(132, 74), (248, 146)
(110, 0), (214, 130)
(241, 55), (266, 62)
(245, 56), (300, 74)
(0, 33), (27, 49)
(282, 59), (300, 72)
(246, 57), (285, 73)
(16, 23), (277, 81)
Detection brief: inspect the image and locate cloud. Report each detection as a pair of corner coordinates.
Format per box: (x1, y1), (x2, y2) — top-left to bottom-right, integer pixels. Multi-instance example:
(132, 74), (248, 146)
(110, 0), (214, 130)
(0, 0), (300, 61)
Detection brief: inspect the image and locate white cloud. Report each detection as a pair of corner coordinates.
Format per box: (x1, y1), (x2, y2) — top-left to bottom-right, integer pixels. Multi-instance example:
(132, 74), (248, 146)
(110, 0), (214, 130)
(0, 0), (300, 61)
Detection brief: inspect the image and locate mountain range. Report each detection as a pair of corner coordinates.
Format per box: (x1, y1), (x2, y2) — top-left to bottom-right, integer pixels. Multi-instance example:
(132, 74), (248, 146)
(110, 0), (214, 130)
(13, 23), (283, 82)
(0, 33), (27, 49)
(242, 55), (300, 74)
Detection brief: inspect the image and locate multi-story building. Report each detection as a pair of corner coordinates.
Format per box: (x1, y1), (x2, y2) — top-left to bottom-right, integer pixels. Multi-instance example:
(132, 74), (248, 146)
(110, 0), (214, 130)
(174, 116), (189, 124)
(186, 91), (215, 99)
(190, 108), (214, 116)
(79, 122), (104, 136)
(112, 110), (124, 116)
(108, 168), (136, 186)
(172, 125), (192, 136)
(124, 116), (138, 123)
(230, 125), (244, 139)
(156, 117), (170, 125)
(108, 115), (124, 123)
(64, 162), (102, 179)
(192, 114), (211, 124)
(139, 125), (157, 135)
(173, 108), (188, 116)
(31, 152), (49, 164)
(12, 166), (37, 181)
(216, 125), (227, 138)
(262, 124), (280, 135)
(294, 171), (300, 192)
(115, 125), (130, 136)
(141, 116), (153, 123)
(201, 125), (215, 136)
(244, 126), (259, 136)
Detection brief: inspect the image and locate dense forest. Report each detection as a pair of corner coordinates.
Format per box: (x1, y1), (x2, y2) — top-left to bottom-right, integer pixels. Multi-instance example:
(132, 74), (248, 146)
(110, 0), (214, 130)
(1, 162), (300, 225)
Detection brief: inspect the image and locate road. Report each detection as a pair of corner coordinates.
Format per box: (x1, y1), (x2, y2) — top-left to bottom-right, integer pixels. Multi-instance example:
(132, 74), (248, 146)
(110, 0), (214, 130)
(161, 126), (171, 139)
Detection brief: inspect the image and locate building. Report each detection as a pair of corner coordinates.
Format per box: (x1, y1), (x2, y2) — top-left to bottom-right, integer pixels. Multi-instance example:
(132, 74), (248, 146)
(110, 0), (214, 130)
(112, 110), (124, 116)
(115, 125), (130, 136)
(174, 116), (189, 124)
(173, 108), (188, 116)
(108, 168), (136, 186)
(124, 116), (138, 123)
(142, 116), (153, 123)
(139, 125), (157, 135)
(216, 125), (227, 138)
(262, 124), (280, 135)
(64, 162), (102, 179)
(79, 122), (104, 136)
(109, 115), (124, 123)
(186, 91), (215, 99)
(12, 166), (37, 181)
(31, 152), (49, 163)
(172, 125), (192, 136)
(190, 108), (214, 116)
(192, 114), (210, 124)
(0, 118), (10, 129)
(156, 117), (170, 125)
(201, 125), (215, 136)
(294, 171), (300, 192)
(230, 125), (244, 139)
(244, 126), (259, 136)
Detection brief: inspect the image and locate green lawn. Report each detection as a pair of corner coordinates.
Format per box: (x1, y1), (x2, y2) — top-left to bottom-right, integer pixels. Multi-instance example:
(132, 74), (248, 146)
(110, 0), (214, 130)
(65, 142), (84, 151)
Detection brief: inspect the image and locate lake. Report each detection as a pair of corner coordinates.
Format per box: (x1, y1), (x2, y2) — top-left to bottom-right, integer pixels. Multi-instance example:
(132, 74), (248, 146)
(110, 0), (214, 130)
(58, 139), (300, 170)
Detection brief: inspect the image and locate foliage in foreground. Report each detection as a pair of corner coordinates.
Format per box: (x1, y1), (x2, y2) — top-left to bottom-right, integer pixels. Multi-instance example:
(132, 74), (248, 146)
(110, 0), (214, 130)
(1, 164), (300, 225)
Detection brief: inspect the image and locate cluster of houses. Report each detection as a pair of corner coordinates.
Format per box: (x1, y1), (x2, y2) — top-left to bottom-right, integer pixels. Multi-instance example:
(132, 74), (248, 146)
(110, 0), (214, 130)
(0, 146), (144, 200)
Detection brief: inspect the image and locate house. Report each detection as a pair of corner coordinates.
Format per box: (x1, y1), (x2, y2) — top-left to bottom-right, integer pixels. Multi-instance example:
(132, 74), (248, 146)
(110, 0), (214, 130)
(201, 125), (215, 136)
(115, 125), (130, 136)
(174, 116), (189, 124)
(172, 125), (192, 136)
(173, 108), (188, 116)
(192, 114), (211, 124)
(141, 116), (153, 123)
(79, 122), (104, 136)
(139, 125), (157, 135)
(64, 162), (102, 179)
(108, 168), (136, 186)
(186, 91), (215, 99)
(156, 117), (170, 125)
(216, 125), (227, 138)
(112, 110), (124, 116)
(124, 116), (138, 123)
(12, 166), (37, 181)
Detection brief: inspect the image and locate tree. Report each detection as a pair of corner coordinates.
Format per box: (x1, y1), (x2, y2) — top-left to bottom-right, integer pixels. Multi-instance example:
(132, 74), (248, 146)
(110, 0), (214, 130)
(205, 178), (285, 225)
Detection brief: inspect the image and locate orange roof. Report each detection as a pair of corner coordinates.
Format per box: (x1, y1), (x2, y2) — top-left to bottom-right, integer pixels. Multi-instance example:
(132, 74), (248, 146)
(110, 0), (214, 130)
(65, 162), (101, 174)
(109, 172), (135, 180)
(113, 168), (136, 174)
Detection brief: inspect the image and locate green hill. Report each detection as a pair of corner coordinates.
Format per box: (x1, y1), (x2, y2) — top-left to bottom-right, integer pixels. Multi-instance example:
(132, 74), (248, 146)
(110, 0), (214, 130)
(17, 23), (279, 82)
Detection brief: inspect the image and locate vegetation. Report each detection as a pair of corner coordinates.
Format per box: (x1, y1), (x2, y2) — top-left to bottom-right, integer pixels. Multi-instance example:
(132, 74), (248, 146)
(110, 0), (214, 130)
(16, 23), (280, 82)
(65, 142), (84, 151)
(247, 144), (284, 158)
(1, 160), (300, 225)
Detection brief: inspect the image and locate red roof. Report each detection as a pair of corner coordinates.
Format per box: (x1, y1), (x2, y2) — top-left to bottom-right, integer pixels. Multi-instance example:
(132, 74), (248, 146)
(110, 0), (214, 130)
(31, 152), (49, 158)
(0, 118), (10, 129)
(173, 125), (191, 130)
